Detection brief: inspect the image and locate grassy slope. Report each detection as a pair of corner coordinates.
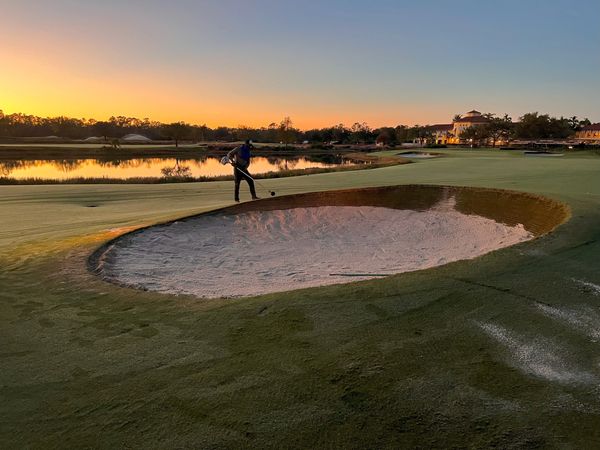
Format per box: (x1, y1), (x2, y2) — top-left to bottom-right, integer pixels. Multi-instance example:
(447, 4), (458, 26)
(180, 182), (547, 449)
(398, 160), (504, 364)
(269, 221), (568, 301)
(2, 149), (600, 448)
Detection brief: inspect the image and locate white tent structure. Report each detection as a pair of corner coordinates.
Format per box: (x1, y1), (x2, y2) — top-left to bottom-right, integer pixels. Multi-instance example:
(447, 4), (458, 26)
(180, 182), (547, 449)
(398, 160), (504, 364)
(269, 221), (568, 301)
(121, 134), (152, 142)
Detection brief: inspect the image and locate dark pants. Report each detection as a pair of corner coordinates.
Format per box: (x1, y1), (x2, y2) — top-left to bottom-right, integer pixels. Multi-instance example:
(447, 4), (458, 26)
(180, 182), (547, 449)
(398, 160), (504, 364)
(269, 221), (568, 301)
(234, 165), (257, 201)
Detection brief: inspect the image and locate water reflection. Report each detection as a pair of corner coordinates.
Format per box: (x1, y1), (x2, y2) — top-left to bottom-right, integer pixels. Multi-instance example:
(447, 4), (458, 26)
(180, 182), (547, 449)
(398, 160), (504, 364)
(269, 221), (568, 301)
(54, 160), (84, 172)
(0, 156), (351, 180)
(0, 160), (30, 177)
(161, 159), (193, 179)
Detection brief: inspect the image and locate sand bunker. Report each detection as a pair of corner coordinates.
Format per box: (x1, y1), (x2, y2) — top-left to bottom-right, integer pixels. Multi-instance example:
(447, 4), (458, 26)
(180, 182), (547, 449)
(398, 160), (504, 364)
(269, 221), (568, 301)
(397, 152), (439, 159)
(96, 196), (535, 298)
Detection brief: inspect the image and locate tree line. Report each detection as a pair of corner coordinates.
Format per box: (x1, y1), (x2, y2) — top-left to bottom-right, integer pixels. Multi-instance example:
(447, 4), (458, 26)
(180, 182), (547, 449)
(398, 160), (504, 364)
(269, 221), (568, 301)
(0, 109), (593, 145)
(460, 113), (591, 147)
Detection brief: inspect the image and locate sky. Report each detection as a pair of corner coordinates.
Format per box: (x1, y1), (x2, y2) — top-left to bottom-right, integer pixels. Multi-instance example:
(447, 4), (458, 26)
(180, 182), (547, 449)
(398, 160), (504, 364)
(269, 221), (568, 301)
(1, 0), (599, 129)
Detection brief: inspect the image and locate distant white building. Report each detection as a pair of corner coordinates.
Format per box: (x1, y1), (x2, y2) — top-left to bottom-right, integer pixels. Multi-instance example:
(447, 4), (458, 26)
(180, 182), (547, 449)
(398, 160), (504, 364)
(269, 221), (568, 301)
(421, 110), (493, 145)
(451, 110), (491, 141)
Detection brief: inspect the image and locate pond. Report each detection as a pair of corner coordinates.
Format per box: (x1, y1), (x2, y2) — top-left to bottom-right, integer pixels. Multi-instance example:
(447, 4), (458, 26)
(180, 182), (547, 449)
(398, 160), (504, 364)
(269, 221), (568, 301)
(0, 156), (353, 181)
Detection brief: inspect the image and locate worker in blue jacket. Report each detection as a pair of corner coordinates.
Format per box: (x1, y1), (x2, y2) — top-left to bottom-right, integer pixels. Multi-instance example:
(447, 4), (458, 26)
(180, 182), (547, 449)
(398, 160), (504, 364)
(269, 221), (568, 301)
(227, 140), (258, 202)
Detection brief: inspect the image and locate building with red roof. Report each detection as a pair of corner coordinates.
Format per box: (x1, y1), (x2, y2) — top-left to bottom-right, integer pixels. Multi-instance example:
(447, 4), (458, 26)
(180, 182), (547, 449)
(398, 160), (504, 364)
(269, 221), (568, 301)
(451, 110), (491, 142)
(426, 124), (454, 145)
(575, 124), (600, 142)
(424, 110), (492, 144)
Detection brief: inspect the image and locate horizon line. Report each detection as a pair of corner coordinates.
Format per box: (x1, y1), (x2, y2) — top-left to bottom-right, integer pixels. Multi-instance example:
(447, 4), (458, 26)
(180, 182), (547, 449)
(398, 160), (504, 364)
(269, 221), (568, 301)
(1, 107), (596, 131)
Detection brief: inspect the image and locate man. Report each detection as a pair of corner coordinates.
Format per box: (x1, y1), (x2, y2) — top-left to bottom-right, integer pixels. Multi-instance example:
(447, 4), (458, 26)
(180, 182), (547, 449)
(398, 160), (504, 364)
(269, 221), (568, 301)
(227, 139), (259, 202)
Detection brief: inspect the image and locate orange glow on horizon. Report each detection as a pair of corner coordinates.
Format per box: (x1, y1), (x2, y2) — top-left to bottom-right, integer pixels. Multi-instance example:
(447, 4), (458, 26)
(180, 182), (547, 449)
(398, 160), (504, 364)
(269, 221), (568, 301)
(1, 45), (452, 130)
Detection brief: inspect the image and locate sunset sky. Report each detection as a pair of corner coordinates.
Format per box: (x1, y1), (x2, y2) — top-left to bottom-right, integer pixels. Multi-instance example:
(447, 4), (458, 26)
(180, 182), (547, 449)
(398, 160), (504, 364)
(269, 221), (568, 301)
(1, 0), (599, 129)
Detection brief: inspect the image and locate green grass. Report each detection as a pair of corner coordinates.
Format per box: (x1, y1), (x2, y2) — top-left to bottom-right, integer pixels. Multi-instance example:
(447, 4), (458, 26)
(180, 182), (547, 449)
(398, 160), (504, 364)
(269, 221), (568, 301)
(2, 149), (600, 448)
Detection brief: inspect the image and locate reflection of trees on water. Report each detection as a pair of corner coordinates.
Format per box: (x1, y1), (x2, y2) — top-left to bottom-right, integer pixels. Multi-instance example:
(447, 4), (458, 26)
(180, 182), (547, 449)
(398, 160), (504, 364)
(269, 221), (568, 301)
(187, 158), (211, 169)
(265, 157), (301, 171)
(263, 155), (345, 170)
(0, 155), (351, 180)
(53, 160), (85, 172)
(0, 160), (30, 177)
(96, 158), (156, 169)
(268, 157), (298, 171)
(1, 159), (87, 176)
(161, 159), (192, 179)
(304, 154), (344, 165)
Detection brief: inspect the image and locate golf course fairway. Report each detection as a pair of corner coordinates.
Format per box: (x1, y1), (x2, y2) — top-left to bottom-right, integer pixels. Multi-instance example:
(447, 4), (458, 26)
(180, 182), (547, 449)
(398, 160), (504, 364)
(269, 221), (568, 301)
(2, 148), (600, 448)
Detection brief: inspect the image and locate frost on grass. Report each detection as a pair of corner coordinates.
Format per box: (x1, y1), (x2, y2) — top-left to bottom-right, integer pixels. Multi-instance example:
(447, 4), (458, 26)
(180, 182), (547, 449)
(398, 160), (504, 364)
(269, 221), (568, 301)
(572, 278), (600, 296)
(535, 303), (600, 341)
(477, 322), (596, 385)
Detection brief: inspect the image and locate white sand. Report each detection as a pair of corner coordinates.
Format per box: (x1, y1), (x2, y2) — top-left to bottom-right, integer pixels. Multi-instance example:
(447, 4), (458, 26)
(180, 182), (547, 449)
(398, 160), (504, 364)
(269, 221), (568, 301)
(398, 152), (439, 159)
(102, 198), (533, 298)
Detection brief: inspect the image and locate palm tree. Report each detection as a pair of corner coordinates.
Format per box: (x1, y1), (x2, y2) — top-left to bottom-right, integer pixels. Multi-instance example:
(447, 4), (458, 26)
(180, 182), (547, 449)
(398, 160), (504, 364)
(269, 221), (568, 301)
(568, 116), (579, 131)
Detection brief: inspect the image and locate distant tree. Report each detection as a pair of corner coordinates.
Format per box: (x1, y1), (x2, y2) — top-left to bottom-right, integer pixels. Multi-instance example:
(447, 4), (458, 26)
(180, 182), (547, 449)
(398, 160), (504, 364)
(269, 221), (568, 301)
(164, 122), (190, 147)
(302, 128), (321, 143)
(375, 127), (396, 146)
(406, 125), (432, 145)
(213, 127), (232, 141)
(192, 124), (209, 142)
(394, 125), (408, 143)
(92, 121), (113, 142)
(453, 114), (463, 122)
(515, 113), (574, 140)
(278, 116), (296, 147)
(551, 117), (573, 138)
(331, 124), (349, 143)
(486, 114), (514, 147)
(0, 110), (6, 136)
(349, 122), (374, 144)
(567, 116), (592, 132)
(406, 125), (420, 142)
(235, 125), (253, 141)
(567, 116), (579, 131)
(375, 132), (390, 146)
(461, 125), (490, 147)
(515, 113), (544, 139)
(263, 122), (277, 142)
